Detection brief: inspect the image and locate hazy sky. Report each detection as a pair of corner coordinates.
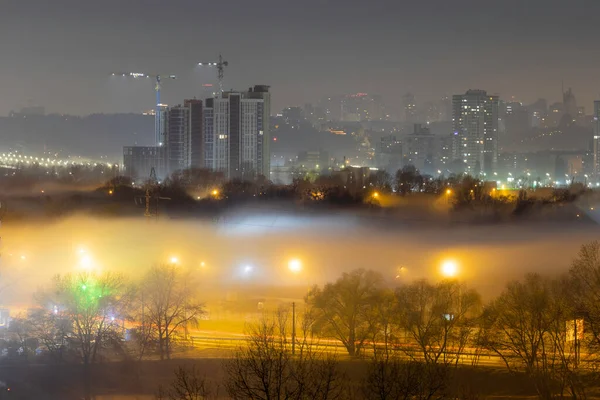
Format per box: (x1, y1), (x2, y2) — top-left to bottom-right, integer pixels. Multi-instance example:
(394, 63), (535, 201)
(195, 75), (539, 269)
(1, 0), (599, 116)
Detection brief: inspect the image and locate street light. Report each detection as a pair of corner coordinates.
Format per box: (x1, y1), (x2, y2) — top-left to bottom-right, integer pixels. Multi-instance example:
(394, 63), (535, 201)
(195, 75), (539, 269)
(288, 258), (302, 273)
(76, 248), (94, 270)
(170, 256), (179, 264)
(395, 266), (407, 279)
(80, 255), (93, 270)
(242, 265), (254, 277)
(441, 259), (459, 278)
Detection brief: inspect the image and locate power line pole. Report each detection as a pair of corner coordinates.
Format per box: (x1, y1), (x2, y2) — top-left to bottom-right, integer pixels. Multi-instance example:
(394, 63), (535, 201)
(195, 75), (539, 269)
(292, 301), (296, 355)
(135, 167), (170, 220)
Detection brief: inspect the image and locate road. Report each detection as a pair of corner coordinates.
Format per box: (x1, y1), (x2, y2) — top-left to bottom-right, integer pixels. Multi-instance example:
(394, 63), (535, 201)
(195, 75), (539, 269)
(185, 328), (508, 367)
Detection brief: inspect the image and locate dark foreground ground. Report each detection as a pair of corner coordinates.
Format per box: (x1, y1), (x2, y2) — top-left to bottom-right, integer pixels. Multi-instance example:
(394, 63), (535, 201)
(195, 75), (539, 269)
(0, 356), (586, 400)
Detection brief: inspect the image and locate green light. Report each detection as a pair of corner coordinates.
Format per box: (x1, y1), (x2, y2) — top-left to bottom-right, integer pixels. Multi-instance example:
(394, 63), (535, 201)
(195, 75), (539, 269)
(81, 284), (87, 291)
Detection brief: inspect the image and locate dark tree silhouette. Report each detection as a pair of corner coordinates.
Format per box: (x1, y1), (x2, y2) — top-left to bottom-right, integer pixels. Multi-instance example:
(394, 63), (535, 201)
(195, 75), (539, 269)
(141, 264), (205, 360)
(306, 269), (383, 356)
(395, 165), (423, 196)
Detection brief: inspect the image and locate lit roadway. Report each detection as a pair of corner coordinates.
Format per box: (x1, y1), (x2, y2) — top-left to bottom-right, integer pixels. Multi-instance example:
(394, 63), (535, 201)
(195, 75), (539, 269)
(184, 328), (507, 368)
(0, 151), (117, 169)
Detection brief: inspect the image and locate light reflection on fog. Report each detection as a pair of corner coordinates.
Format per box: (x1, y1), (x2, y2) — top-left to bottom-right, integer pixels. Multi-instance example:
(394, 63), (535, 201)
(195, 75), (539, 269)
(0, 207), (598, 306)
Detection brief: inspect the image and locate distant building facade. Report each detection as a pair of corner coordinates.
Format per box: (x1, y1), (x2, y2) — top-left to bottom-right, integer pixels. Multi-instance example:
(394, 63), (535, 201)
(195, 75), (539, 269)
(161, 99), (205, 174)
(593, 100), (600, 177)
(340, 93), (387, 121)
(123, 146), (167, 180)
(123, 85), (271, 181)
(203, 85), (271, 179)
(563, 87), (578, 119)
(375, 135), (402, 173)
(403, 93), (417, 124)
(297, 150), (330, 171)
(405, 124), (436, 175)
(452, 89), (499, 175)
(9, 106), (45, 117)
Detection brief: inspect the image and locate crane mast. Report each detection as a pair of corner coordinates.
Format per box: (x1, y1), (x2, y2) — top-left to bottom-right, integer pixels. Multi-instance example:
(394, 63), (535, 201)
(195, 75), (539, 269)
(110, 72), (176, 146)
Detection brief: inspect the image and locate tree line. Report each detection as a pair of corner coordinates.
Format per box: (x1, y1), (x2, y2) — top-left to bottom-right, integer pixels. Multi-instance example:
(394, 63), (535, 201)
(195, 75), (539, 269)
(3, 243), (600, 399)
(159, 242), (600, 399)
(2, 264), (203, 399)
(101, 165), (584, 212)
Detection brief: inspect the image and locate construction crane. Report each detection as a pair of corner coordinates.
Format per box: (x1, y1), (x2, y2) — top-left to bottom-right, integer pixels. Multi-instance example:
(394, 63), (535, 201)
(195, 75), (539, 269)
(197, 54), (228, 95)
(110, 72), (177, 146)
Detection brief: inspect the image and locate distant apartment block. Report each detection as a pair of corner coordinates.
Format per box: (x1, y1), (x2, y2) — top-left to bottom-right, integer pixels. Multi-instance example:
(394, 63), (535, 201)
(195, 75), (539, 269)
(123, 85), (270, 181)
(452, 89), (499, 175)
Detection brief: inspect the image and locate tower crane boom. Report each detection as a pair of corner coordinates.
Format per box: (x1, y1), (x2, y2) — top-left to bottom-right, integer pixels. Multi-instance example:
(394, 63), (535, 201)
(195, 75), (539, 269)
(197, 54), (228, 96)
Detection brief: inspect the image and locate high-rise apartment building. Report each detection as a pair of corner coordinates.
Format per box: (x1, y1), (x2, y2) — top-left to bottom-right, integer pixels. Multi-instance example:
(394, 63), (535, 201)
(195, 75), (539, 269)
(124, 86), (270, 181)
(164, 105), (190, 173)
(563, 87), (578, 118)
(452, 89), (499, 175)
(403, 92), (417, 124)
(593, 101), (600, 177)
(203, 85), (270, 179)
(375, 135), (402, 173)
(405, 124), (436, 175)
(246, 85), (271, 177)
(164, 99), (204, 174)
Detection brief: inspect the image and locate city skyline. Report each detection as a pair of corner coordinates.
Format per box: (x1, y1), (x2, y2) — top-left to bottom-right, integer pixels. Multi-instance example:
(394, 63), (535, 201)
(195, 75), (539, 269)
(1, 0), (600, 116)
(3, 3), (600, 400)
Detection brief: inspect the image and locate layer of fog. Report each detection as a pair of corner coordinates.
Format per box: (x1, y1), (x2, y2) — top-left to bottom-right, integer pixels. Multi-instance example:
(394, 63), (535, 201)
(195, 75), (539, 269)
(0, 207), (598, 308)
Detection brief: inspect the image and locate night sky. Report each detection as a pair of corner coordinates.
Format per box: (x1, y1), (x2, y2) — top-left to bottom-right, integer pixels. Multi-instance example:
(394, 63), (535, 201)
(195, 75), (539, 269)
(1, 0), (599, 116)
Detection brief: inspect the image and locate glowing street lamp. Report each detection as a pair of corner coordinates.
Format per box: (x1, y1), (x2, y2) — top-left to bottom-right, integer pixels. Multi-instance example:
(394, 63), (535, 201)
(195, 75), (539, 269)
(243, 265), (254, 276)
(445, 189), (452, 204)
(395, 266), (407, 279)
(80, 254), (93, 270)
(288, 258), (302, 273)
(170, 256), (179, 265)
(440, 259), (459, 278)
(76, 248), (94, 270)
(372, 192), (379, 198)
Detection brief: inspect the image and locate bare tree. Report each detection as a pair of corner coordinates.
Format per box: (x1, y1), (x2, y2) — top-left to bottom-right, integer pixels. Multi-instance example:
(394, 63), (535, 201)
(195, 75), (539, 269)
(224, 311), (346, 400)
(306, 269), (383, 356)
(142, 264), (205, 360)
(39, 272), (131, 400)
(570, 241), (600, 354)
(126, 285), (157, 362)
(6, 315), (35, 360)
(367, 170), (392, 193)
(370, 288), (398, 356)
(483, 273), (587, 399)
(395, 280), (482, 367)
(156, 365), (215, 400)
(25, 308), (71, 362)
